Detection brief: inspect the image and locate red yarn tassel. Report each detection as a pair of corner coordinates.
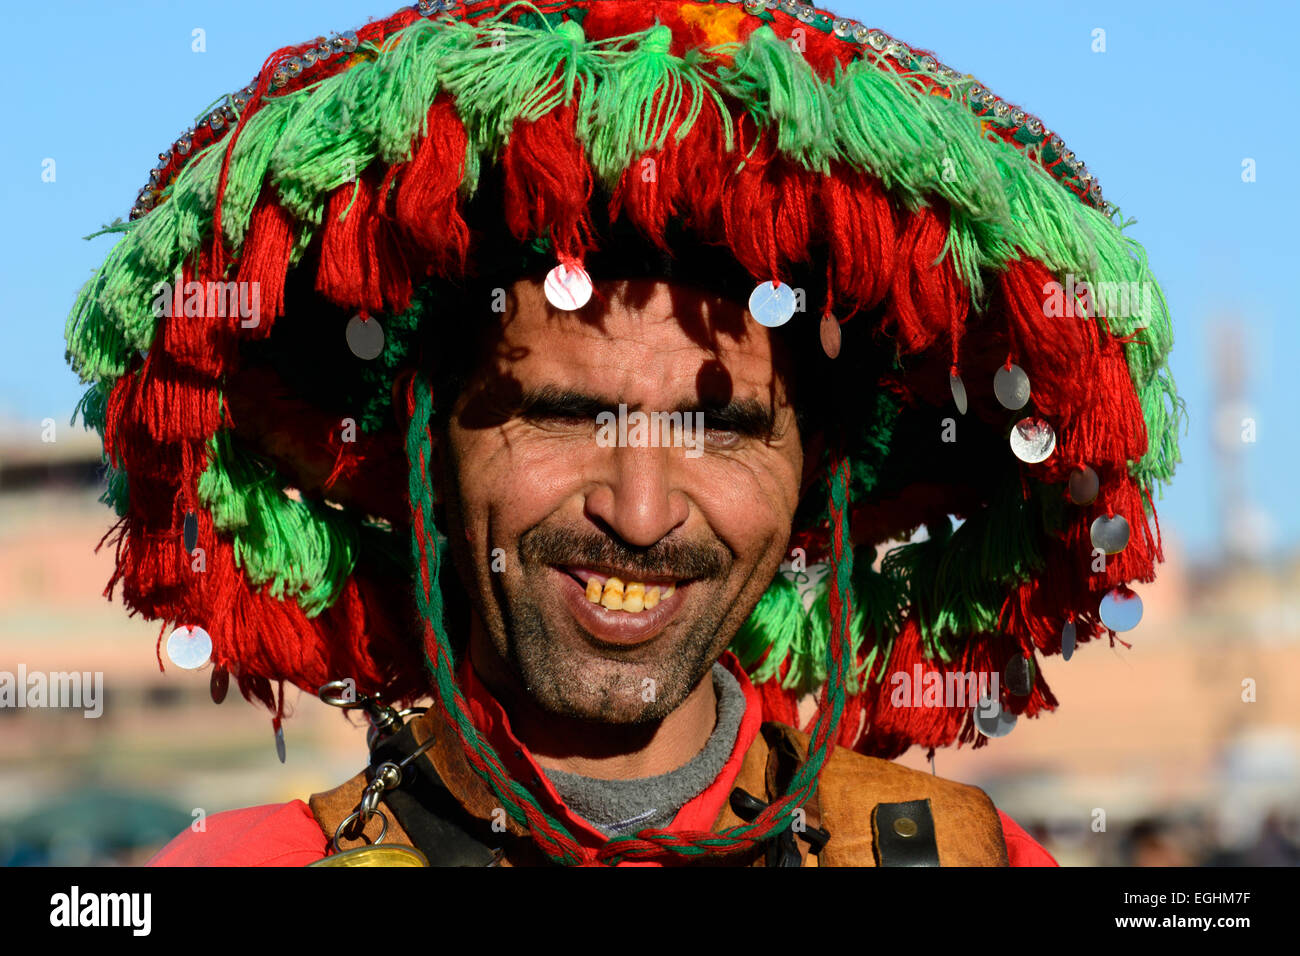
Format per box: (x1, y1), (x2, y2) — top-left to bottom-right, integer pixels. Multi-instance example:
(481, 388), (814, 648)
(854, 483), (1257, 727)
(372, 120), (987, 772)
(883, 207), (967, 355)
(394, 99), (471, 273)
(820, 168), (895, 314)
(612, 87), (732, 244)
(235, 196), (296, 336)
(1056, 340), (1149, 471)
(155, 254), (241, 379)
(316, 177), (383, 312)
(997, 259), (1096, 427)
(502, 105), (594, 262)
(862, 617), (967, 754)
(721, 136), (817, 279)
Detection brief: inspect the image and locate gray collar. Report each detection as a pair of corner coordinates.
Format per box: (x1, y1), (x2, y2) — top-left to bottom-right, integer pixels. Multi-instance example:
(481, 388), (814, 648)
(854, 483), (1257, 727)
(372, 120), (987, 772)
(542, 663), (746, 835)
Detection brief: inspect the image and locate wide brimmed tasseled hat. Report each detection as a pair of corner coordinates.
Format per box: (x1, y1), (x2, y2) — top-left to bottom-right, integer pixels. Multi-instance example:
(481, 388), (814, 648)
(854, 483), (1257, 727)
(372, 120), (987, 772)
(66, 0), (1181, 860)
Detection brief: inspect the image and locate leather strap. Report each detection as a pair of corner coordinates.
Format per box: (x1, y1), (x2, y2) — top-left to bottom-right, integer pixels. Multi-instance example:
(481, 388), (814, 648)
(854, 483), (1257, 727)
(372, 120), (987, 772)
(872, 798), (941, 867)
(725, 722), (832, 867)
(368, 721), (504, 866)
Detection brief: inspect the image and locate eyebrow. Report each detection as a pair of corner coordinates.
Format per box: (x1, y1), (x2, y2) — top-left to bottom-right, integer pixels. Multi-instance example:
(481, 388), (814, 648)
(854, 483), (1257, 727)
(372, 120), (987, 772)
(516, 385), (779, 438)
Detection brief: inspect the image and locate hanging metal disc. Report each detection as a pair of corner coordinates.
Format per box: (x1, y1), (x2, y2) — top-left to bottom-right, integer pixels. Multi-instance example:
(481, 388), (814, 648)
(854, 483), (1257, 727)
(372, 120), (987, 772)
(993, 363), (1031, 410)
(346, 314), (385, 360)
(974, 696), (1017, 737)
(747, 280), (797, 328)
(1005, 654), (1035, 697)
(274, 719), (287, 764)
(1009, 416), (1056, 463)
(1061, 619), (1077, 661)
(1090, 514), (1131, 555)
(1068, 465), (1100, 505)
(1099, 587), (1143, 632)
(166, 625), (212, 670)
(949, 371), (968, 415)
(819, 312), (841, 358)
(210, 667), (230, 704)
(543, 263), (593, 311)
(183, 511), (198, 553)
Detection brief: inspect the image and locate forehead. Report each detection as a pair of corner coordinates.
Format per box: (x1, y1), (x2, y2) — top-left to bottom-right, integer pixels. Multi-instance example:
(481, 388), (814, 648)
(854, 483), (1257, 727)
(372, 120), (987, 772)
(493, 278), (791, 404)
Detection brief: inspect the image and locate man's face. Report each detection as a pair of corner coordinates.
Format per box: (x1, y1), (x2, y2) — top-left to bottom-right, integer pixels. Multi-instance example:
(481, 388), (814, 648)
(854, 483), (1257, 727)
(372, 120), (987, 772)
(436, 278), (803, 724)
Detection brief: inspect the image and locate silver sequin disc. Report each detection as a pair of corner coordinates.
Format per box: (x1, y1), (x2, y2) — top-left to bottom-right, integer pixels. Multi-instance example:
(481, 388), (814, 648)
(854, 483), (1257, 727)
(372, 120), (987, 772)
(974, 695), (1017, 737)
(747, 281), (797, 328)
(346, 314), (385, 360)
(949, 371), (968, 415)
(543, 263), (594, 311)
(274, 720), (287, 763)
(1009, 416), (1056, 463)
(1005, 654), (1035, 697)
(1061, 619), (1077, 661)
(1099, 587), (1143, 632)
(1068, 465), (1100, 505)
(819, 312), (841, 358)
(1090, 514), (1130, 555)
(166, 625), (212, 670)
(993, 363), (1031, 410)
(183, 511), (198, 553)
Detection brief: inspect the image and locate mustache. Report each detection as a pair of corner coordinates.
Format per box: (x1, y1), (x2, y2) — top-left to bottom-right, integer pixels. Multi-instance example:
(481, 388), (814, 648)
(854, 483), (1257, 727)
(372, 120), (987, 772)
(520, 526), (728, 581)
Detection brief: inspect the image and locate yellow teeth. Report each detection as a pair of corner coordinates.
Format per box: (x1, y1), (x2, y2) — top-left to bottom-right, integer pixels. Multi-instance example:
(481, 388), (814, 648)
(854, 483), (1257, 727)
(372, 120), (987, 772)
(600, 576), (624, 610)
(584, 576), (675, 613)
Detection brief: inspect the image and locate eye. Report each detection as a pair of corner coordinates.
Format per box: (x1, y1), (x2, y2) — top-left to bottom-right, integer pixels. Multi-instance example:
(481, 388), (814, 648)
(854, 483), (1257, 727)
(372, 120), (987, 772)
(703, 426), (741, 449)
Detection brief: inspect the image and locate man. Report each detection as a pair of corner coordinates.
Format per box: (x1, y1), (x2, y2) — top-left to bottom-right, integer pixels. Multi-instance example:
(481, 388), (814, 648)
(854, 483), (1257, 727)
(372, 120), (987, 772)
(68, 0), (1179, 866)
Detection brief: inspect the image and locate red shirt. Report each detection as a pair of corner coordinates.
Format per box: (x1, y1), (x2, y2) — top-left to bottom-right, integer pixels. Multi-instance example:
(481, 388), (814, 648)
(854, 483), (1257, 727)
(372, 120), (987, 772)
(151, 654), (1058, 867)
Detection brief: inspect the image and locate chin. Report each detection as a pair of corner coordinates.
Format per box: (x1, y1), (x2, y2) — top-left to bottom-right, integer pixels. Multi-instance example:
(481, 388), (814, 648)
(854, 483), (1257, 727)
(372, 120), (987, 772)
(519, 654), (688, 726)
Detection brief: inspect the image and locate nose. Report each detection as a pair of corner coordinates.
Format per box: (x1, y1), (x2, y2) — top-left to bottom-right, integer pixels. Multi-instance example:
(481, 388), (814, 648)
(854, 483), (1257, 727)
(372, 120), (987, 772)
(584, 443), (689, 548)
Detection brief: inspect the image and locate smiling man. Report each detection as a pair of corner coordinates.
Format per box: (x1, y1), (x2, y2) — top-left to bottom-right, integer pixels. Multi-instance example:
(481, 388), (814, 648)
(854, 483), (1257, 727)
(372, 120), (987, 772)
(70, 0), (1180, 867)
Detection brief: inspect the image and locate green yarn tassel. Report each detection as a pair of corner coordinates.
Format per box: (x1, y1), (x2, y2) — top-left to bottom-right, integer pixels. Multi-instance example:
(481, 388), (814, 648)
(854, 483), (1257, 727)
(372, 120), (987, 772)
(714, 26), (839, 173)
(437, 16), (604, 158)
(586, 25), (728, 183)
(198, 430), (358, 615)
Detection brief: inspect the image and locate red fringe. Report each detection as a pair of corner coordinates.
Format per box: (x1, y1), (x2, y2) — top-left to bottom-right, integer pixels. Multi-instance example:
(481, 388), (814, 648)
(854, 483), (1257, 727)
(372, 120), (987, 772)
(235, 195), (296, 335)
(610, 86), (731, 244)
(502, 104), (594, 264)
(111, 351), (222, 445)
(721, 136), (817, 278)
(316, 177), (384, 313)
(172, 534), (428, 706)
(1055, 340), (1149, 474)
(997, 259), (1096, 427)
(821, 167), (895, 313)
(154, 255), (241, 379)
(394, 98), (471, 274)
(882, 206), (967, 355)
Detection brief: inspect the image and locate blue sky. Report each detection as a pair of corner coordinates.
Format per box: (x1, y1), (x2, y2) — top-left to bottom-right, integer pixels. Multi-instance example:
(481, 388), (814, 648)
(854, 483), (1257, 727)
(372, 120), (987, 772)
(2, 0), (1296, 560)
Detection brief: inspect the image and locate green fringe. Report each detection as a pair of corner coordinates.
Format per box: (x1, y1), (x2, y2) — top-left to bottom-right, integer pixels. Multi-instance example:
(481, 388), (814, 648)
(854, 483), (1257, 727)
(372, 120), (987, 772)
(101, 464), (129, 517)
(437, 16), (604, 158)
(730, 554), (907, 698)
(586, 25), (728, 182)
(197, 430), (358, 616)
(713, 26), (839, 173)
